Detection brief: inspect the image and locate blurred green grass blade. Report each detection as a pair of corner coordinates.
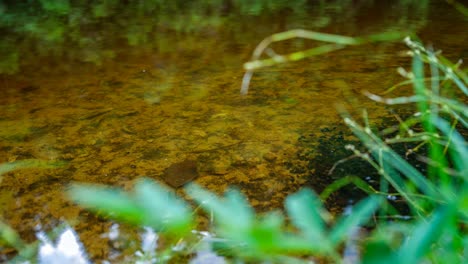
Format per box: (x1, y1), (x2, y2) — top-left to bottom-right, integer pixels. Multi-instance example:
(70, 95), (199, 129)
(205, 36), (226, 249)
(459, 189), (468, 219)
(246, 212), (284, 253)
(397, 202), (456, 263)
(0, 159), (67, 176)
(244, 30), (406, 71)
(269, 29), (358, 45)
(244, 43), (344, 70)
(250, 212), (322, 255)
(357, 31), (408, 43)
(285, 189), (330, 247)
(412, 53), (450, 180)
(185, 184), (254, 231)
(412, 52), (431, 131)
(0, 219), (26, 250)
(363, 240), (399, 264)
(68, 184), (144, 224)
(225, 189), (256, 227)
(134, 178), (193, 235)
(447, 0), (468, 17)
(329, 196), (382, 246)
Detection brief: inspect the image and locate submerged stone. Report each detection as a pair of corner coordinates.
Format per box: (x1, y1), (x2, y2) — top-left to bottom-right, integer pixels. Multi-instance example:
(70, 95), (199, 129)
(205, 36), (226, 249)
(161, 159), (199, 188)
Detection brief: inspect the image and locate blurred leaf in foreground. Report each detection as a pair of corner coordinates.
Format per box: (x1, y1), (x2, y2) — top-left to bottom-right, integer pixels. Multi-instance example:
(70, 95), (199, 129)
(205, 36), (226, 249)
(68, 178), (193, 236)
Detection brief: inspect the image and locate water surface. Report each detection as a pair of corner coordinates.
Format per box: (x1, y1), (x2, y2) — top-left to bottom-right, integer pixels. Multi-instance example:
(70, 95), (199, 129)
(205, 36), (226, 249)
(0, 0), (466, 261)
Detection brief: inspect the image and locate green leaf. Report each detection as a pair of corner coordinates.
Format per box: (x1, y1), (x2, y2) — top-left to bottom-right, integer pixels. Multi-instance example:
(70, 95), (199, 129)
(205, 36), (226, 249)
(185, 184), (254, 233)
(134, 178), (193, 235)
(329, 196), (382, 246)
(0, 220), (25, 250)
(362, 240), (398, 264)
(285, 189), (329, 247)
(68, 184), (143, 224)
(397, 202), (457, 263)
(246, 212), (284, 252)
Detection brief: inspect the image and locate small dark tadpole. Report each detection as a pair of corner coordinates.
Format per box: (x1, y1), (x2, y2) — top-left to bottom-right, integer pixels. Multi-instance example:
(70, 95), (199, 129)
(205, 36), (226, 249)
(161, 159), (199, 188)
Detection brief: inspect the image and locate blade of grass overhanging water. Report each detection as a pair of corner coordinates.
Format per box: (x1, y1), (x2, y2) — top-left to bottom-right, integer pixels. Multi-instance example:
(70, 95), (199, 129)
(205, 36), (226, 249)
(347, 117), (439, 198)
(242, 30), (407, 94)
(319, 176), (377, 201)
(244, 43), (344, 70)
(343, 118), (425, 211)
(269, 29), (358, 45)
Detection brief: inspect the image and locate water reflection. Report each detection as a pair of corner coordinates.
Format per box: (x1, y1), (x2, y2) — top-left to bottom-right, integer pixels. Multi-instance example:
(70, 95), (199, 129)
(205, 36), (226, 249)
(0, 0), (466, 261)
(0, 0), (432, 75)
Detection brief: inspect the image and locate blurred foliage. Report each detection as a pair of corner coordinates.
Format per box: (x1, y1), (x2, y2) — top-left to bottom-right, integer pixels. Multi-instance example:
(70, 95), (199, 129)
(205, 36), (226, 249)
(68, 178), (384, 263)
(66, 169), (466, 263)
(68, 179), (194, 237)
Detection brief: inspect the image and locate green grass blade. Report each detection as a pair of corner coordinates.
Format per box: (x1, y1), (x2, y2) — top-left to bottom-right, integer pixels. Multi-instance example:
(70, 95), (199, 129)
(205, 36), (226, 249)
(285, 189), (330, 250)
(0, 219), (26, 250)
(344, 117), (439, 206)
(397, 202), (457, 263)
(329, 195), (382, 246)
(412, 53), (450, 181)
(185, 184), (254, 232)
(319, 175), (378, 201)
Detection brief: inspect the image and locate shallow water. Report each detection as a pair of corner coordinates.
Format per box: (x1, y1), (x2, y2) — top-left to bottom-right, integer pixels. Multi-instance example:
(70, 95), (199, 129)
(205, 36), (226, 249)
(0, 0), (466, 261)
